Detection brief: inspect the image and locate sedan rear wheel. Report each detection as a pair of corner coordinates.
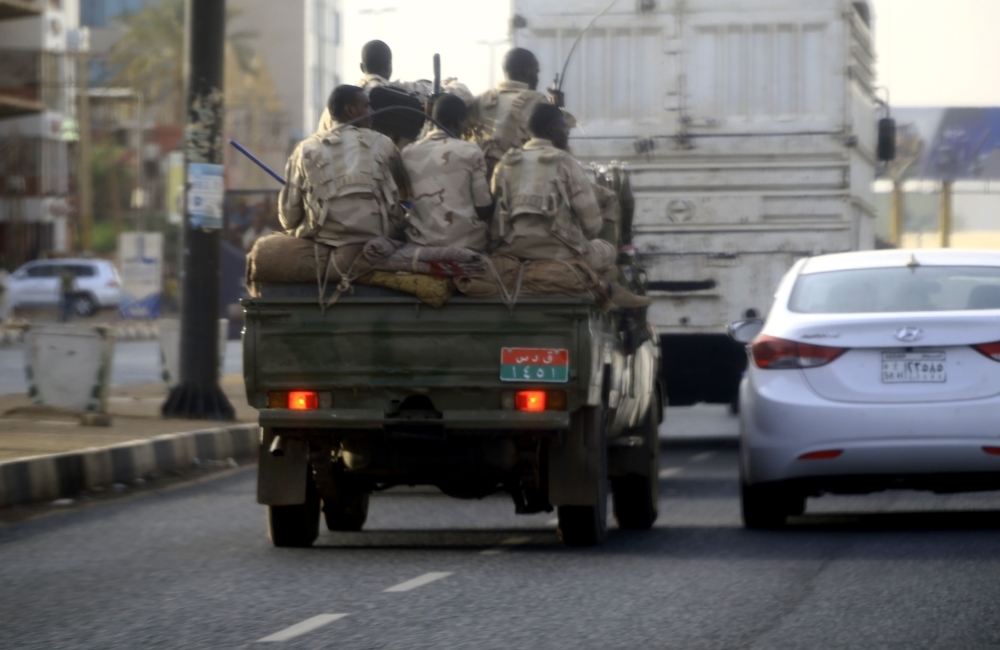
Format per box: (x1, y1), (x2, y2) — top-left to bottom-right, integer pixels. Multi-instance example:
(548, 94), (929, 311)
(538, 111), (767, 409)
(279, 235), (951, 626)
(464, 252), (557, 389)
(741, 480), (805, 529)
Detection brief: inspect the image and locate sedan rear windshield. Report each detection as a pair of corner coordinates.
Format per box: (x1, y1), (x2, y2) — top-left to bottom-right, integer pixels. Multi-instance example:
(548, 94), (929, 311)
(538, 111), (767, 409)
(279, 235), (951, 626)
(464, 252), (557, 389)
(789, 266), (1000, 313)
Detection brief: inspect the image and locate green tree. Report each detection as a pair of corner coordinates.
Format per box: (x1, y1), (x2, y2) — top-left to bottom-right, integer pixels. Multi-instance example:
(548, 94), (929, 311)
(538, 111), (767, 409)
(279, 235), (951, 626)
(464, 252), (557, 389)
(107, 0), (257, 124)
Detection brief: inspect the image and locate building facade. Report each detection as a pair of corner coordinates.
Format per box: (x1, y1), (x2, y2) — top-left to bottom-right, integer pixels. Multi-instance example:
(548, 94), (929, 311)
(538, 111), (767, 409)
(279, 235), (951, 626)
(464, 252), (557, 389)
(0, 0), (78, 266)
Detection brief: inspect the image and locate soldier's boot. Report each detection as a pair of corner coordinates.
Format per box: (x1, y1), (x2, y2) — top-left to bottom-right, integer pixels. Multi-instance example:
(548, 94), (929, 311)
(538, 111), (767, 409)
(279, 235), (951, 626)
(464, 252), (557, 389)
(609, 281), (651, 308)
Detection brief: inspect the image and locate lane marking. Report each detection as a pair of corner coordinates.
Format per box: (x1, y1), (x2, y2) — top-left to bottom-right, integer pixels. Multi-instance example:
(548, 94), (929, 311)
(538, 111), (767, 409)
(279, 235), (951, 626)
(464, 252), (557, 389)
(690, 451), (716, 463)
(659, 467), (683, 478)
(384, 572), (452, 592)
(257, 614), (349, 642)
(480, 535), (532, 556)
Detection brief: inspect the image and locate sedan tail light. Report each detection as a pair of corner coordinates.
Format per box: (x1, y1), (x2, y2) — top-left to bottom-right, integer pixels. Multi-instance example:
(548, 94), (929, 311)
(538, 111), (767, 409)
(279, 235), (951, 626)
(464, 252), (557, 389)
(750, 335), (846, 369)
(973, 341), (1000, 361)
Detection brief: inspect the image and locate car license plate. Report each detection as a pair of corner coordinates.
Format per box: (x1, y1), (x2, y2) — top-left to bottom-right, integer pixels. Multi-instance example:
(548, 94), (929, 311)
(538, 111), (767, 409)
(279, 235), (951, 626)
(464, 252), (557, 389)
(881, 351), (946, 383)
(501, 348), (569, 383)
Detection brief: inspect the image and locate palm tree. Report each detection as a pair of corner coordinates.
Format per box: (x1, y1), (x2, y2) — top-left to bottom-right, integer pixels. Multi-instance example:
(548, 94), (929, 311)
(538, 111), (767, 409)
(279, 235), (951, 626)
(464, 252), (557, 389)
(107, 0), (257, 125)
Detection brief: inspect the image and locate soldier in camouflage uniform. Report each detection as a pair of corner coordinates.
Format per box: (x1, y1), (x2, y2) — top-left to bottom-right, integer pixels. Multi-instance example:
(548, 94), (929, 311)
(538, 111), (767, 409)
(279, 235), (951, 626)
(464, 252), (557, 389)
(468, 48), (558, 175)
(317, 41), (475, 132)
(401, 94), (493, 252)
(280, 85), (408, 247)
(491, 103), (649, 308)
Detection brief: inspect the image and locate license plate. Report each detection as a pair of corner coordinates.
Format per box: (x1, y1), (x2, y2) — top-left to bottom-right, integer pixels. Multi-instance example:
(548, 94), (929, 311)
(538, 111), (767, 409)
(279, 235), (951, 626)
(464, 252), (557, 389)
(881, 351), (946, 383)
(501, 348), (569, 383)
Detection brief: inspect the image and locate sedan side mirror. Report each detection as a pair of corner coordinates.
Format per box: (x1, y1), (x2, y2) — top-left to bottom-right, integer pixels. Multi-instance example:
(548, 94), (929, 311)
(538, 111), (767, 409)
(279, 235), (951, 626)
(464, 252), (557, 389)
(728, 319), (764, 344)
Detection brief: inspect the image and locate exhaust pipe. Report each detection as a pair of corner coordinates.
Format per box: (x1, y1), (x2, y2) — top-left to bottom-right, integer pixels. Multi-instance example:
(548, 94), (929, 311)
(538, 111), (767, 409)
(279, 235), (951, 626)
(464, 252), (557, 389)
(269, 435), (286, 458)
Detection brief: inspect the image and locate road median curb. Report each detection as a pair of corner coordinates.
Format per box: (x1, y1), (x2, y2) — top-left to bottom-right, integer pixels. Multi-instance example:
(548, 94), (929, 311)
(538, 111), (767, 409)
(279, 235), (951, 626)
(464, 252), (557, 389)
(0, 424), (259, 508)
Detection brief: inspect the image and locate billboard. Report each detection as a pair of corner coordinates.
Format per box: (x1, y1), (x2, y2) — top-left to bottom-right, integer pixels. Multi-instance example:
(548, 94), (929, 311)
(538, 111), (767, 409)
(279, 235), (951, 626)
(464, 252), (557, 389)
(118, 232), (163, 319)
(889, 107), (1000, 181)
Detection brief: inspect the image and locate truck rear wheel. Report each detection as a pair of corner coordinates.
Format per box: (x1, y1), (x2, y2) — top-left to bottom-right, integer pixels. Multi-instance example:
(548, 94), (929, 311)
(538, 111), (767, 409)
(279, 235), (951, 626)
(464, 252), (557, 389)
(611, 408), (660, 530)
(267, 471), (320, 547)
(557, 406), (608, 547)
(323, 485), (370, 532)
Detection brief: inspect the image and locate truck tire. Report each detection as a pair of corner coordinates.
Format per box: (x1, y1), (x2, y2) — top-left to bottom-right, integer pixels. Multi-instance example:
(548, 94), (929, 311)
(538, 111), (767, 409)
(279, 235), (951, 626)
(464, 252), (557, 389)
(558, 406), (608, 547)
(740, 480), (804, 530)
(267, 471), (320, 547)
(323, 485), (370, 532)
(611, 409), (660, 530)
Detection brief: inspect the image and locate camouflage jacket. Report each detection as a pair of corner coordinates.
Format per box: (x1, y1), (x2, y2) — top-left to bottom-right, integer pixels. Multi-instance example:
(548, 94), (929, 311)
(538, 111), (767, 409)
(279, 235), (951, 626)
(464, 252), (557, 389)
(467, 80), (549, 164)
(401, 129), (493, 252)
(279, 122), (407, 247)
(490, 138), (602, 261)
(360, 73), (433, 104)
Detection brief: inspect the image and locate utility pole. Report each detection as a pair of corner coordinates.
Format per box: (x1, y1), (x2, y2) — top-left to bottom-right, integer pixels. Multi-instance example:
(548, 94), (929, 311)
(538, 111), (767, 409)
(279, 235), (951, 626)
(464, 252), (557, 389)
(162, 0), (234, 420)
(939, 180), (953, 249)
(76, 36), (93, 252)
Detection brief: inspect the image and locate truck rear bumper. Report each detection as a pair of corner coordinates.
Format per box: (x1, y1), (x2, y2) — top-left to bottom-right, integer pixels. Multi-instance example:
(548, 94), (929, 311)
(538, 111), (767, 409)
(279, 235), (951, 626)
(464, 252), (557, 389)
(258, 409), (571, 432)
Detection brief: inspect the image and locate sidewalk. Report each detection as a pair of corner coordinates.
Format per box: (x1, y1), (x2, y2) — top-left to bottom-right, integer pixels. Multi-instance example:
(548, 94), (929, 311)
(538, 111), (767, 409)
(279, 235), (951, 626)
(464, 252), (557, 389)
(0, 375), (260, 508)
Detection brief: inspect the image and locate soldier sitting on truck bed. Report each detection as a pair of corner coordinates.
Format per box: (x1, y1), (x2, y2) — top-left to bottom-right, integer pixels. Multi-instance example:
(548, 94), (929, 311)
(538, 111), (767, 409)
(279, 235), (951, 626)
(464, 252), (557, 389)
(314, 40), (432, 135)
(279, 85), (408, 247)
(401, 94), (494, 253)
(491, 103), (649, 309)
(467, 48), (557, 176)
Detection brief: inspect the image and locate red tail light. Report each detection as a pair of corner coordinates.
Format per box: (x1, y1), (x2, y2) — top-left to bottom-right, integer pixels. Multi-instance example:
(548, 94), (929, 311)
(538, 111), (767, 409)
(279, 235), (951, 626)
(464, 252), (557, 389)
(983, 447), (1000, 456)
(750, 335), (846, 369)
(799, 449), (843, 460)
(106, 279), (120, 288)
(973, 341), (1000, 361)
(288, 391), (319, 410)
(515, 391), (546, 412)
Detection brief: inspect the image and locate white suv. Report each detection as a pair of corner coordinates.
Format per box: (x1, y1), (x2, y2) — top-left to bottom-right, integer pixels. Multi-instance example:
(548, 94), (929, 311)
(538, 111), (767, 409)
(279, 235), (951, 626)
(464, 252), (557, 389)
(8, 259), (122, 317)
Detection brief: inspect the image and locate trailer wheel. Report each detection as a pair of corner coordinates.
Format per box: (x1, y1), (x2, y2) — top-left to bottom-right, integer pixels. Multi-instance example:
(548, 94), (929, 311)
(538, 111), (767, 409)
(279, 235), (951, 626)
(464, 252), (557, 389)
(611, 409), (660, 530)
(267, 471), (320, 547)
(323, 478), (370, 532)
(558, 406), (608, 547)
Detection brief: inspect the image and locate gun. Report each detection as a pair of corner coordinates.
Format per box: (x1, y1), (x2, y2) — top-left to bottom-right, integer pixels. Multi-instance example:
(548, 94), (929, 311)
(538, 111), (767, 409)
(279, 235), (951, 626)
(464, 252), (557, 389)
(433, 53), (441, 98)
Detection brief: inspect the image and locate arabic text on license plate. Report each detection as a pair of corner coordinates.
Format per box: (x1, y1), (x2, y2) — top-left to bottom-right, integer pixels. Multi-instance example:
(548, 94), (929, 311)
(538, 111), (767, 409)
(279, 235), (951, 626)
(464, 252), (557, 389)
(881, 351), (946, 383)
(500, 348), (569, 383)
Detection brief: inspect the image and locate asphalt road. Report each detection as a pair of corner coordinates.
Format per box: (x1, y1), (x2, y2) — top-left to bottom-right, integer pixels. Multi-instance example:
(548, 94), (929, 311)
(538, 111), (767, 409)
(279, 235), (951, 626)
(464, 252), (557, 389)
(3, 443), (1000, 649)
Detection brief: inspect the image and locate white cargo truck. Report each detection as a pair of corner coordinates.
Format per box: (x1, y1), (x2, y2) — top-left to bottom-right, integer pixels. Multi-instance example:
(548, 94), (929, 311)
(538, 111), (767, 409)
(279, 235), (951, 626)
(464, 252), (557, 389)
(512, 0), (885, 407)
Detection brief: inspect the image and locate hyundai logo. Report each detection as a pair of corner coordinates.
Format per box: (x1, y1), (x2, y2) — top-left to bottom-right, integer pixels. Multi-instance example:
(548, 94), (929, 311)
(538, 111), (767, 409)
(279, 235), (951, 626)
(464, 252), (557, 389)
(895, 327), (924, 343)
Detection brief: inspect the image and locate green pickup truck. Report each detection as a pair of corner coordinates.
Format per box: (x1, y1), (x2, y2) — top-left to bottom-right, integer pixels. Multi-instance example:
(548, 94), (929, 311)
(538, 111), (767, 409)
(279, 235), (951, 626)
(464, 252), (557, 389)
(243, 286), (662, 547)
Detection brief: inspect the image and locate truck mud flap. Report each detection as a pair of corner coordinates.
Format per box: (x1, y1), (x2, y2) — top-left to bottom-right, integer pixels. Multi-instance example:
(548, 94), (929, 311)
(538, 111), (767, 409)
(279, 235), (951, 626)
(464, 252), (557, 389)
(548, 406), (602, 507)
(257, 428), (310, 505)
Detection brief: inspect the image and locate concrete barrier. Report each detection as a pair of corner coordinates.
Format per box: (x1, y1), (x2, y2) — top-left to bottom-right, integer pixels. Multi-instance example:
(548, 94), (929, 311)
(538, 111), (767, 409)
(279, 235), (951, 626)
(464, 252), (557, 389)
(0, 424), (260, 508)
(25, 324), (115, 413)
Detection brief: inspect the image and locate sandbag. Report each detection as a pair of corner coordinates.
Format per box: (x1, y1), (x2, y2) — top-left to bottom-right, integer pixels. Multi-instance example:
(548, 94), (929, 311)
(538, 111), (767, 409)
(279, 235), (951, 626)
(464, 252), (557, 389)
(455, 254), (607, 304)
(357, 271), (455, 308)
(362, 237), (487, 277)
(246, 233), (364, 297)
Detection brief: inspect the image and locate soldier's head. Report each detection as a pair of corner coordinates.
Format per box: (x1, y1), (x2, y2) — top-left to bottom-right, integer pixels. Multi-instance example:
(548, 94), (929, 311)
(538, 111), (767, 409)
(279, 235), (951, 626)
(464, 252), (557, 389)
(329, 85), (372, 128)
(361, 40), (392, 79)
(502, 48), (540, 90)
(432, 94), (468, 138)
(529, 103), (569, 151)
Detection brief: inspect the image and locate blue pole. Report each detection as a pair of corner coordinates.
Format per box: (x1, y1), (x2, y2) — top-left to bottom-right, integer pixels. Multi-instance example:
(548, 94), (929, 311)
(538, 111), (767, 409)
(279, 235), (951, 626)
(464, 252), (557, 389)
(229, 139), (286, 185)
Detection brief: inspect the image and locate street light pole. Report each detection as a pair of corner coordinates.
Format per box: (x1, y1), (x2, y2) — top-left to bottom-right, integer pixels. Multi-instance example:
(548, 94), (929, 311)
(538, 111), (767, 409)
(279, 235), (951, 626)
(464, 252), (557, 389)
(477, 39), (509, 89)
(359, 6), (396, 39)
(162, 0), (234, 420)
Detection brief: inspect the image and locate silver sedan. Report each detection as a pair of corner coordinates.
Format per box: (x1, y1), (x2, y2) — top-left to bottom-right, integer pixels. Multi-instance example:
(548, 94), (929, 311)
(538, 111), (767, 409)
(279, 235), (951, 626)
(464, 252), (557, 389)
(729, 249), (1000, 528)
